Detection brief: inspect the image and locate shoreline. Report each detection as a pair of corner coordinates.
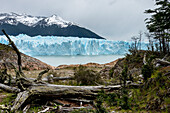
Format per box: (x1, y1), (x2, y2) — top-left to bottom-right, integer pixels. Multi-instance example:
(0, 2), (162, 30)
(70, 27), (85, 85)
(56, 58), (122, 69)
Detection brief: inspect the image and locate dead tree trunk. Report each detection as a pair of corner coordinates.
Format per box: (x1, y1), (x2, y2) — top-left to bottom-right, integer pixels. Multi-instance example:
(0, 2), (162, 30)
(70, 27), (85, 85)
(2, 30), (23, 74)
(36, 69), (49, 82)
(10, 84), (121, 111)
(0, 83), (20, 93)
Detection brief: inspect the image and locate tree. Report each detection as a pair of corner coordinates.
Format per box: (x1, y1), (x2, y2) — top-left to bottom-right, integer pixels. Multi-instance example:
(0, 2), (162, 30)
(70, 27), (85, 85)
(145, 32), (155, 51)
(129, 31), (143, 54)
(145, 0), (170, 54)
(121, 65), (128, 87)
(142, 64), (152, 82)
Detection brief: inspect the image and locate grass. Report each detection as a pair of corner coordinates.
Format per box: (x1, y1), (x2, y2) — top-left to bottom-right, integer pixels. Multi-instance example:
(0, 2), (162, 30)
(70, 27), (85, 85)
(0, 92), (16, 105)
(71, 108), (95, 113)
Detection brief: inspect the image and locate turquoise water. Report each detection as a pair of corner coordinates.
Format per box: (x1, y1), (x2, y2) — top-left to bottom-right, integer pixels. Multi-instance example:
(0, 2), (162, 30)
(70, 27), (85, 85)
(34, 55), (124, 66)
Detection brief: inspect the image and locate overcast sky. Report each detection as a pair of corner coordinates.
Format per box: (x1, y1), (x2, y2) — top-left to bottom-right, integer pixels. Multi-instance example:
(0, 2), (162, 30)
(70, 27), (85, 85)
(0, 0), (155, 40)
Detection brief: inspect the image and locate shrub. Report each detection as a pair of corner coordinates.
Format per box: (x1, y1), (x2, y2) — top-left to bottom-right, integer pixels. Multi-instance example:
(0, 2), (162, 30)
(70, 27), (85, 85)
(118, 89), (131, 110)
(106, 93), (118, 106)
(74, 65), (102, 85)
(96, 90), (108, 113)
(121, 65), (128, 87)
(141, 64), (153, 82)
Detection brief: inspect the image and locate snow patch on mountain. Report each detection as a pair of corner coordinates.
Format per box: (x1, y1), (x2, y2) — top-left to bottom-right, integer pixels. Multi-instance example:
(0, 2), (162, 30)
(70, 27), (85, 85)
(44, 15), (72, 27)
(0, 12), (73, 27)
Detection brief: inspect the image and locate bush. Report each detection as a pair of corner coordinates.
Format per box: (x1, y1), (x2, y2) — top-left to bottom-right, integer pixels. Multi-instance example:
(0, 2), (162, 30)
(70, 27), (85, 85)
(118, 89), (131, 110)
(106, 93), (118, 106)
(121, 65), (128, 87)
(74, 65), (102, 85)
(96, 90), (108, 113)
(141, 64), (153, 82)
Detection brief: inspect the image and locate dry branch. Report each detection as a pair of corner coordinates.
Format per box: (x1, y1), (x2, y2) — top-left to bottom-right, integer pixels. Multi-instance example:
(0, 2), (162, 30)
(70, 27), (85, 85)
(143, 53), (147, 65)
(154, 58), (170, 66)
(36, 69), (49, 82)
(2, 30), (22, 73)
(0, 83), (20, 93)
(11, 91), (30, 111)
(52, 77), (74, 81)
(0, 105), (10, 110)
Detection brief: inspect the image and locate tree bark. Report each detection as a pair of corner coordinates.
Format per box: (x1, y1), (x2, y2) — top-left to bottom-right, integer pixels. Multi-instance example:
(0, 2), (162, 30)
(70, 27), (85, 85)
(2, 30), (23, 73)
(0, 83), (20, 93)
(154, 58), (170, 66)
(10, 84), (121, 111)
(143, 53), (147, 65)
(53, 77), (74, 81)
(36, 69), (49, 82)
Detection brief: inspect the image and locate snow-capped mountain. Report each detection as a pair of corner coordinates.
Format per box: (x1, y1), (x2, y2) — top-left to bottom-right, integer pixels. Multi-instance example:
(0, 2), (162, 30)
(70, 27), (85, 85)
(0, 12), (104, 39)
(0, 12), (44, 26)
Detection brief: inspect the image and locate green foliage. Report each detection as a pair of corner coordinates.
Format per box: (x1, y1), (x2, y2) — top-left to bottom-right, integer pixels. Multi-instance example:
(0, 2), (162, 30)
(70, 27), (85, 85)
(0, 93), (16, 106)
(119, 89), (131, 110)
(96, 90), (108, 113)
(106, 93), (118, 106)
(148, 55), (156, 64)
(141, 53), (155, 82)
(109, 69), (113, 78)
(124, 51), (144, 69)
(121, 65), (128, 87)
(145, 0), (170, 54)
(71, 108), (95, 113)
(28, 106), (42, 112)
(74, 65), (102, 85)
(95, 89), (132, 111)
(131, 70), (170, 111)
(142, 64), (153, 81)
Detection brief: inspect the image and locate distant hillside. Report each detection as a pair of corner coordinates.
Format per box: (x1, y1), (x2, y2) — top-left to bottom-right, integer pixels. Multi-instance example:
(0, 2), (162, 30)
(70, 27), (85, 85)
(0, 13), (105, 39)
(0, 43), (54, 70)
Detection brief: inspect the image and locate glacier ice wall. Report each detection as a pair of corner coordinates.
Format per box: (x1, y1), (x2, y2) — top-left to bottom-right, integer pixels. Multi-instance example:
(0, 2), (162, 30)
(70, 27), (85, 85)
(0, 34), (148, 56)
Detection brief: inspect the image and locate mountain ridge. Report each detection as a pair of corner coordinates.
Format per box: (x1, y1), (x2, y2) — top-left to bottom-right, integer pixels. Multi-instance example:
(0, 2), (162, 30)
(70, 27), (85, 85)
(0, 12), (104, 39)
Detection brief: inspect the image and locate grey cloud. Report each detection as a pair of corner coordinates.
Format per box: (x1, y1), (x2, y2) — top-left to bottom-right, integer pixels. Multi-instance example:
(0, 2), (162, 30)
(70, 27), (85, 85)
(0, 0), (155, 40)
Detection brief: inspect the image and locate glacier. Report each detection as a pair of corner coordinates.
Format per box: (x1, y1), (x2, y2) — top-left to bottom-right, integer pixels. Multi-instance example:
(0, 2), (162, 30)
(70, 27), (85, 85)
(0, 34), (148, 56)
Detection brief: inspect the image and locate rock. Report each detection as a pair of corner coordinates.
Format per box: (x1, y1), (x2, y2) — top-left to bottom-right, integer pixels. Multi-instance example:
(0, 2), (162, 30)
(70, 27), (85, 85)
(0, 43), (54, 70)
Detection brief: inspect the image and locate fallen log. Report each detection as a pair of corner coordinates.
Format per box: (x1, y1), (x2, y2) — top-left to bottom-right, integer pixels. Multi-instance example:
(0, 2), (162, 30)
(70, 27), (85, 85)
(44, 84), (121, 92)
(57, 106), (93, 112)
(10, 84), (121, 111)
(23, 105), (30, 113)
(154, 58), (170, 66)
(63, 98), (93, 103)
(53, 76), (74, 81)
(42, 76), (74, 82)
(0, 83), (20, 93)
(37, 107), (50, 113)
(11, 91), (30, 111)
(10, 76), (74, 85)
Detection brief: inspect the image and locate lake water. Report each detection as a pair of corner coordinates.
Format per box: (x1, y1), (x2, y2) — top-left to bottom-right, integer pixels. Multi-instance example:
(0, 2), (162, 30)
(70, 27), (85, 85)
(34, 55), (124, 66)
